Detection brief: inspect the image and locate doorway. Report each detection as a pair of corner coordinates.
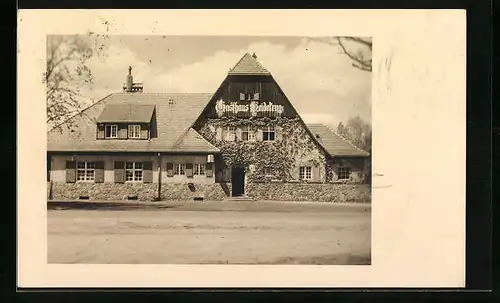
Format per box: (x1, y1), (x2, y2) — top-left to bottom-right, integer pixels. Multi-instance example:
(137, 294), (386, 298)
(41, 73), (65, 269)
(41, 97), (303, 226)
(231, 165), (245, 197)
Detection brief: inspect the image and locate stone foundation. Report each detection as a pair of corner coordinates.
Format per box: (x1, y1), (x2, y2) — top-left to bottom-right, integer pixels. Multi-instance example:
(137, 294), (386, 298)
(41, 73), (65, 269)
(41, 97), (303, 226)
(49, 182), (227, 201)
(246, 182), (371, 203)
(48, 182), (371, 203)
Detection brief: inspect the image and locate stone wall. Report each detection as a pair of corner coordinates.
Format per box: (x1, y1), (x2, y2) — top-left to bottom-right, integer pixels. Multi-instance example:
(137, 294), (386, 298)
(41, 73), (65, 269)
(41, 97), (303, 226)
(48, 181), (370, 203)
(49, 182), (227, 201)
(246, 182), (371, 203)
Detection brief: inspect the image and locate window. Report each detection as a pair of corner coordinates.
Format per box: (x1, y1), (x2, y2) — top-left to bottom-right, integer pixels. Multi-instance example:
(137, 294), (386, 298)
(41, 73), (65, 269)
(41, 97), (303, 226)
(299, 166), (312, 180)
(77, 162), (96, 181)
(240, 93), (259, 101)
(241, 126), (255, 141)
(128, 124), (141, 139)
(105, 124), (118, 138)
(174, 164), (186, 175)
(263, 126), (276, 141)
(125, 162), (143, 181)
(337, 166), (351, 180)
(263, 167), (273, 177)
(225, 126), (236, 141)
(194, 164), (205, 175)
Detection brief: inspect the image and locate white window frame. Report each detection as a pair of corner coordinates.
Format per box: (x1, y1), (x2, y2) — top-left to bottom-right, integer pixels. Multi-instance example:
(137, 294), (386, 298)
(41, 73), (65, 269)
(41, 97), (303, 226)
(194, 164), (205, 175)
(128, 124), (141, 139)
(241, 125), (255, 141)
(263, 126), (276, 141)
(174, 163), (186, 175)
(125, 162), (143, 182)
(299, 166), (312, 180)
(240, 92), (259, 101)
(105, 124), (118, 138)
(225, 126), (236, 141)
(337, 166), (351, 180)
(77, 161), (96, 181)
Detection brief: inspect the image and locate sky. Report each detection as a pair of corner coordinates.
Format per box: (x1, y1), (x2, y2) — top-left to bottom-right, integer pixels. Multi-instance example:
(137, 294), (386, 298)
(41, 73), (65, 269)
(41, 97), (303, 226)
(76, 35), (371, 127)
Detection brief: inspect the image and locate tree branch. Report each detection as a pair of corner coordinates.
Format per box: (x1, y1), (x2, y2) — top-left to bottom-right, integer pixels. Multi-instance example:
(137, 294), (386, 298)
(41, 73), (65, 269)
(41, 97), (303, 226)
(337, 37), (372, 72)
(343, 37), (372, 50)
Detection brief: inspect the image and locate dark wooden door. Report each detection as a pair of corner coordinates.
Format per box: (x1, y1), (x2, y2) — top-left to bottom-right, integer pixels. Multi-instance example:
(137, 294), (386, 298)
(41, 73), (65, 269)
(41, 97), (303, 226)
(231, 166), (245, 196)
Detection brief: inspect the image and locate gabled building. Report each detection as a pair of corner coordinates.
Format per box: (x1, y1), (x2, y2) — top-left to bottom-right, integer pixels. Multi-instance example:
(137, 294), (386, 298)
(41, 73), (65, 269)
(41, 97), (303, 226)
(47, 53), (370, 202)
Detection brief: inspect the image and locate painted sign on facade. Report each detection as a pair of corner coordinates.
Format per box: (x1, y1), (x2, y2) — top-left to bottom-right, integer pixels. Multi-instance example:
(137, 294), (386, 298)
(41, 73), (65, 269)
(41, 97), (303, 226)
(215, 99), (284, 117)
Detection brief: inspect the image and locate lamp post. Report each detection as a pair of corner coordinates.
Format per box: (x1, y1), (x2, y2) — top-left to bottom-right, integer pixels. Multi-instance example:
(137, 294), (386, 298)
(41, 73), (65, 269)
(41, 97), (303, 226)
(157, 152), (162, 201)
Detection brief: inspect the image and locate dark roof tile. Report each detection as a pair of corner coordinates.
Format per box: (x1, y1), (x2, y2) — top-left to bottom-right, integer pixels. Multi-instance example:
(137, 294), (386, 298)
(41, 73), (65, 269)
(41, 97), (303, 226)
(306, 123), (370, 157)
(96, 103), (155, 123)
(228, 53), (271, 75)
(47, 93), (219, 153)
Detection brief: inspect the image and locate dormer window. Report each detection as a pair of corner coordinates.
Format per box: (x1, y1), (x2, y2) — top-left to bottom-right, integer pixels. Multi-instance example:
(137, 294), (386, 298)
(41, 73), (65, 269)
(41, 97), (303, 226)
(96, 104), (155, 140)
(105, 124), (118, 138)
(239, 92), (260, 101)
(128, 125), (141, 139)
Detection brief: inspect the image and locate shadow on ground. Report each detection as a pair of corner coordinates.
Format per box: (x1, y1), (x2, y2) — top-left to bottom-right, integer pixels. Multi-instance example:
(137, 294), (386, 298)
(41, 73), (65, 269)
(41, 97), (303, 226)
(48, 202), (177, 211)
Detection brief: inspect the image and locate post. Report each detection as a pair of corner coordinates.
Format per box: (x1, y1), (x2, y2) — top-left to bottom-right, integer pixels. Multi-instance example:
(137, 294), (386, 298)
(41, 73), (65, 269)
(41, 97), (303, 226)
(157, 153), (162, 201)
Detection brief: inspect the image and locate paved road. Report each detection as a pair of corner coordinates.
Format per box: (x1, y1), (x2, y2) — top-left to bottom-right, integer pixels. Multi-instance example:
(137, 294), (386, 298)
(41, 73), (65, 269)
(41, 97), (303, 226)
(48, 201), (371, 265)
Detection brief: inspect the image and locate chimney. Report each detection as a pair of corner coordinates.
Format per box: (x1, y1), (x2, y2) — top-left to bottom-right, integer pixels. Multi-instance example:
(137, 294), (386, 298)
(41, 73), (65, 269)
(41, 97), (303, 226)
(123, 66), (144, 93)
(126, 66), (133, 92)
(252, 53), (257, 59)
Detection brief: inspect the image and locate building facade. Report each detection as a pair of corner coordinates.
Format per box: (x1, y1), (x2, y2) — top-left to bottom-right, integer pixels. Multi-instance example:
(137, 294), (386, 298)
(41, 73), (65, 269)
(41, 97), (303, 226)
(47, 53), (371, 202)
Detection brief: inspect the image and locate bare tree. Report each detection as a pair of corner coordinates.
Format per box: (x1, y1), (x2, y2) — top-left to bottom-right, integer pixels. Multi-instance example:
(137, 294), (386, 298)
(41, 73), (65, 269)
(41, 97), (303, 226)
(45, 35), (107, 130)
(337, 115), (371, 152)
(310, 36), (372, 72)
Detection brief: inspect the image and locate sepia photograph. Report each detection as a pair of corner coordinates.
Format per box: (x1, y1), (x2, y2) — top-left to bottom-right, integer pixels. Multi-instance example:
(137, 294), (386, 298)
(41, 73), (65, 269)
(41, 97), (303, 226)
(45, 34), (373, 265)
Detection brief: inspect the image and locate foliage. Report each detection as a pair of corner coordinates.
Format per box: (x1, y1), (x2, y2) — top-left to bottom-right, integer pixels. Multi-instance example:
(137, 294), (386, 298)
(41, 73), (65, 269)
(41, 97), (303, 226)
(310, 36), (372, 72)
(337, 115), (372, 184)
(198, 117), (325, 183)
(45, 35), (108, 131)
(337, 115), (372, 153)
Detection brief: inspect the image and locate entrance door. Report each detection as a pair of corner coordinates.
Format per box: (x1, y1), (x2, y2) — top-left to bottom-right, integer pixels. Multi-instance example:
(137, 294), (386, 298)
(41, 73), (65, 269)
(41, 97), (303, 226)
(231, 165), (245, 197)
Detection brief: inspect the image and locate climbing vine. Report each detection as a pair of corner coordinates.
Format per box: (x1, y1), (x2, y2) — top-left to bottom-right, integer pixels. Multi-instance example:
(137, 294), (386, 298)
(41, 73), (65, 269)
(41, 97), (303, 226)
(197, 116), (326, 183)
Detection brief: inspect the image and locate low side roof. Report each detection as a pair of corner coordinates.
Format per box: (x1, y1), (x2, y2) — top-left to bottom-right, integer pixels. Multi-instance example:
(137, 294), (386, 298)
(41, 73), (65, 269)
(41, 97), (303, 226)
(306, 123), (370, 157)
(96, 104), (155, 123)
(47, 93), (220, 153)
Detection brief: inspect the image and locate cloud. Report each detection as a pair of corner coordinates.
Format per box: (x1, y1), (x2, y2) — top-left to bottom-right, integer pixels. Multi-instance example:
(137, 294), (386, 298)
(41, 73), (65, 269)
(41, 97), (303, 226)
(84, 37), (371, 125)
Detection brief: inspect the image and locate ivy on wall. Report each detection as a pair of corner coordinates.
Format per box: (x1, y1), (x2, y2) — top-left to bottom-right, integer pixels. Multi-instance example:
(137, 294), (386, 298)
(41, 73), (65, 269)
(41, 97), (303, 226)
(197, 116), (326, 183)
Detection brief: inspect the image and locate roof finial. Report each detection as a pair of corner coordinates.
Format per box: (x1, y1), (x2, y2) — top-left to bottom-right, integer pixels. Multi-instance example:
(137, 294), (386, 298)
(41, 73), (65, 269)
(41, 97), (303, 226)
(252, 52), (257, 59)
(128, 66), (132, 76)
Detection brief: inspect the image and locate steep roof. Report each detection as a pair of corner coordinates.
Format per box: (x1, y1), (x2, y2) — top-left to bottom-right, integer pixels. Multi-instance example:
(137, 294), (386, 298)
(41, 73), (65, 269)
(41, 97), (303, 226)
(228, 53), (271, 75)
(47, 93), (219, 153)
(306, 123), (370, 157)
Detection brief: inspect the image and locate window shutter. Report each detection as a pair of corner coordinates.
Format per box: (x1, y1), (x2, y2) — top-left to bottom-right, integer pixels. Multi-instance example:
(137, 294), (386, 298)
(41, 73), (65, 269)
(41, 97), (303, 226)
(239, 93), (245, 100)
(312, 165), (321, 182)
(114, 161), (125, 183)
(256, 129), (263, 141)
(95, 161), (105, 183)
(215, 127), (223, 141)
(186, 163), (194, 178)
(275, 125), (282, 141)
(96, 124), (105, 139)
(140, 124), (149, 140)
(254, 93), (259, 100)
(292, 165), (300, 181)
(65, 161), (76, 183)
(143, 161), (153, 183)
(205, 163), (213, 177)
(331, 166), (338, 181)
(235, 127), (242, 141)
(166, 163), (174, 177)
(118, 125), (127, 139)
